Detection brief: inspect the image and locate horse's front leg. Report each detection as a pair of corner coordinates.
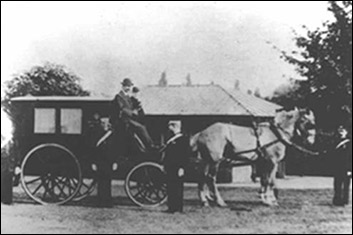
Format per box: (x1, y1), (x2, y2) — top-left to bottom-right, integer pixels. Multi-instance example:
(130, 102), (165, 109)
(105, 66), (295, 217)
(267, 163), (279, 206)
(260, 174), (269, 204)
(206, 162), (227, 208)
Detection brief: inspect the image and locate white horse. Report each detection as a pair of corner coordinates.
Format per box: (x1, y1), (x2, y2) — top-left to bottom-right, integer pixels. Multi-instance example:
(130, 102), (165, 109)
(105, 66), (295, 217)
(190, 108), (316, 206)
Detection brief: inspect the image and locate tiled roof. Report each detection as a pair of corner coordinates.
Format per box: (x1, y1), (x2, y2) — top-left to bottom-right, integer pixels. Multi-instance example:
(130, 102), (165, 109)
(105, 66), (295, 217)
(139, 85), (281, 117)
(226, 89), (282, 117)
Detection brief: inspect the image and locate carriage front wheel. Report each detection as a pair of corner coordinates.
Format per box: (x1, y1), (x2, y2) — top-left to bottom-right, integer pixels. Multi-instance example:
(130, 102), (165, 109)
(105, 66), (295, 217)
(125, 162), (167, 208)
(20, 143), (82, 205)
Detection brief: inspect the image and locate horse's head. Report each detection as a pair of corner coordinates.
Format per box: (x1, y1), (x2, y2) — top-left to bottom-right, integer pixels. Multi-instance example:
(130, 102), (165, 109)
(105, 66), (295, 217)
(275, 107), (316, 145)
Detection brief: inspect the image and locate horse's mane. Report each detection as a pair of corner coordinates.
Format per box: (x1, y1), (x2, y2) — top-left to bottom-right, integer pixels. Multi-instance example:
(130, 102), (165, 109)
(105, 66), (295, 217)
(190, 132), (200, 152)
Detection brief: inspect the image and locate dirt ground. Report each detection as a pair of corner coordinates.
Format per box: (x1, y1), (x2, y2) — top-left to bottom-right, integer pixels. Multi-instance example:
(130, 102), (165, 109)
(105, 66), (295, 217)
(1, 177), (352, 234)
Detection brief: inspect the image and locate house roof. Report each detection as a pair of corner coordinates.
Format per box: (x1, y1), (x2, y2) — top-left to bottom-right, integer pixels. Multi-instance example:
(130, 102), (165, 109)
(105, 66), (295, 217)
(139, 85), (281, 117)
(11, 85), (281, 117)
(226, 89), (282, 117)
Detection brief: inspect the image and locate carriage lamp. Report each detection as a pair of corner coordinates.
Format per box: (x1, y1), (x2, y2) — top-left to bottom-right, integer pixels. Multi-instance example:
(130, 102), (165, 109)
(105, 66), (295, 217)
(14, 166), (22, 176)
(91, 164), (98, 172)
(112, 163), (118, 171)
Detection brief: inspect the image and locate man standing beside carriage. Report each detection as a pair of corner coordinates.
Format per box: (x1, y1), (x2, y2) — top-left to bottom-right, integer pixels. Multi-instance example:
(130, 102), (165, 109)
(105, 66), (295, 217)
(332, 125), (352, 206)
(163, 120), (191, 213)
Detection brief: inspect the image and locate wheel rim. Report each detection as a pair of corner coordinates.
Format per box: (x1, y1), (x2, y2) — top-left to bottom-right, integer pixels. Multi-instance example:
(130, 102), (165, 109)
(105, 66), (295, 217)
(72, 178), (97, 202)
(21, 143), (82, 205)
(125, 162), (167, 208)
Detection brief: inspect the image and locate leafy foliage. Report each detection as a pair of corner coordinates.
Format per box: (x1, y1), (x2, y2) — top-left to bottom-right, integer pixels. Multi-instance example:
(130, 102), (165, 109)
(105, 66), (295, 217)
(2, 62), (90, 115)
(272, 1), (352, 131)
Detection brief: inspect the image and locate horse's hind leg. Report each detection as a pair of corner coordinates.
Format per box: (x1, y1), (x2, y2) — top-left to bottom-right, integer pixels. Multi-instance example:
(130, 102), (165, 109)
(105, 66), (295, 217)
(198, 163), (210, 207)
(206, 162), (227, 207)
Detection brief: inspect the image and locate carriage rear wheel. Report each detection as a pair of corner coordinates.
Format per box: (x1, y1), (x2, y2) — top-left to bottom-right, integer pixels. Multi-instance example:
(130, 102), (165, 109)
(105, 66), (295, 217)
(20, 143), (82, 205)
(125, 162), (167, 208)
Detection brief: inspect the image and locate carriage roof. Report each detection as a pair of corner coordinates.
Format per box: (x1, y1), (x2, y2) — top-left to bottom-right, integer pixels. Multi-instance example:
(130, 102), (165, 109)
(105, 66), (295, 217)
(10, 96), (112, 103)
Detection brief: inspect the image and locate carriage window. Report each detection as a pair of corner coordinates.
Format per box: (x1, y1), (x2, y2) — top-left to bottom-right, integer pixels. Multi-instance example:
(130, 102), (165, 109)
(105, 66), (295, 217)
(34, 108), (56, 134)
(60, 109), (82, 134)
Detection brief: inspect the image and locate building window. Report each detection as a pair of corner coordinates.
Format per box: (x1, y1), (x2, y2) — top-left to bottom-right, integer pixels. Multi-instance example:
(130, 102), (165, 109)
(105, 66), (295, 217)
(60, 108), (82, 134)
(34, 108), (56, 134)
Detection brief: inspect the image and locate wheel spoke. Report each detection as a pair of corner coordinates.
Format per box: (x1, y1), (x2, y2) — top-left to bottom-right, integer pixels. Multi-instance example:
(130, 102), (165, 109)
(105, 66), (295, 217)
(61, 177), (77, 192)
(30, 179), (45, 195)
(54, 178), (69, 199)
(65, 177), (73, 195)
(47, 178), (57, 200)
(41, 177), (50, 200)
(25, 177), (42, 185)
(133, 187), (147, 199)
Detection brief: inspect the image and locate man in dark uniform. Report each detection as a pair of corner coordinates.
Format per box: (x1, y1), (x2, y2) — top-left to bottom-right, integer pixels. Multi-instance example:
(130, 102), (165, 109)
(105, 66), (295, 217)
(111, 78), (154, 151)
(163, 120), (191, 213)
(88, 113), (116, 208)
(332, 125), (352, 206)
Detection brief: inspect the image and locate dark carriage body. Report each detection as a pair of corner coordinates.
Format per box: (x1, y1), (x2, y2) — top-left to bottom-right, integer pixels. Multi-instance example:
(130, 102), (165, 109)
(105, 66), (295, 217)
(11, 96), (167, 207)
(11, 96), (112, 174)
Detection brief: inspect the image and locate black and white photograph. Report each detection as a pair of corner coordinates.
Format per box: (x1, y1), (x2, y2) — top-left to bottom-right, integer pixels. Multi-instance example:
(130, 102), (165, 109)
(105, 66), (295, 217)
(1, 1), (352, 234)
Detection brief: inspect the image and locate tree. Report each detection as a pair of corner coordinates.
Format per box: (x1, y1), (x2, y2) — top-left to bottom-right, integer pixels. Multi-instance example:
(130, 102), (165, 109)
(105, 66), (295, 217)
(158, 71), (168, 87)
(2, 62), (90, 120)
(275, 1), (352, 130)
(271, 78), (311, 108)
(186, 73), (192, 86)
(1, 62), (90, 169)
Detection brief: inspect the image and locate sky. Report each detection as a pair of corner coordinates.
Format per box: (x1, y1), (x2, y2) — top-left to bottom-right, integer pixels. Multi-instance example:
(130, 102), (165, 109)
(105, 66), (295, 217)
(1, 1), (332, 98)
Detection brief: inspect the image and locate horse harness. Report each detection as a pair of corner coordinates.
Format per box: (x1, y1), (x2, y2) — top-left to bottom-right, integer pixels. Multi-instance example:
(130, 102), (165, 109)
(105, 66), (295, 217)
(229, 121), (319, 163)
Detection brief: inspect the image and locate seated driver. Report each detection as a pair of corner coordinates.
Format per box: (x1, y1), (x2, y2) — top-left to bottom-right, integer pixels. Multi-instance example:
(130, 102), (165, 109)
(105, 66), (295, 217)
(112, 78), (155, 151)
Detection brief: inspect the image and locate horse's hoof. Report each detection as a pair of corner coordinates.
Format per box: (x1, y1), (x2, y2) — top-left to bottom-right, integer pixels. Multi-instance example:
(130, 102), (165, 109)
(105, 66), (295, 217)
(201, 202), (210, 207)
(259, 193), (266, 201)
(217, 202), (228, 208)
(270, 200), (279, 207)
(262, 200), (279, 207)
